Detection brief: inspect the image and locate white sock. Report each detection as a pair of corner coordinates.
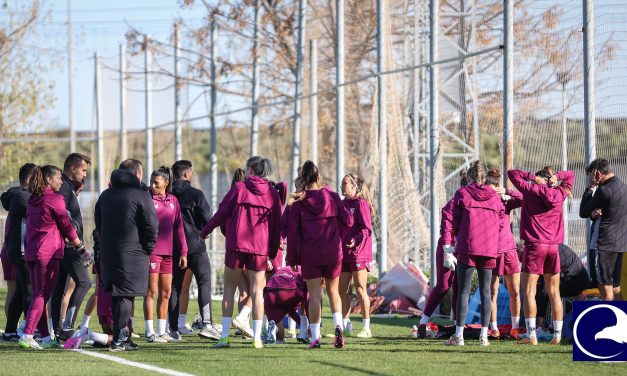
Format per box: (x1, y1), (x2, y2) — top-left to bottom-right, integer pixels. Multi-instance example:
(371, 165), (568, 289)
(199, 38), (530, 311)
(47, 318), (54, 334)
(253, 320), (263, 341)
(178, 314), (186, 328)
(480, 326), (488, 337)
(299, 315), (309, 335)
(526, 318), (537, 339)
(490, 321), (498, 331)
(145, 320), (154, 336)
(80, 314), (91, 329)
(363, 318), (370, 331)
(289, 317), (297, 331)
(332, 312), (343, 329)
(419, 315), (430, 325)
(88, 330), (109, 346)
(237, 305), (251, 322)
(157, 319), (167, 335)
(262, 315), (269, 331)
(22, 334), (33, 340)
(553, 320), (563, 338)
(342, 318), (350, 328)
(221, 317), (232, 339)
(455, 326), (464, 338)
(310, 323), (321, 340)
(511, 316), (520, 329)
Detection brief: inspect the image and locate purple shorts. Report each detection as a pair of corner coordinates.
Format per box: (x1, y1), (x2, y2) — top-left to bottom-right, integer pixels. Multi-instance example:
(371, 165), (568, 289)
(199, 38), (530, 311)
(149, 255), (173, 274)
(225, 251), (267, 272)
(522, 243), (560, 275)
(96, 279), (113, 329)
(493, 251), (521, 276)
(301, 262), (342, 280)
(457, 253), (496, 269)
(1, 253), (16, 281)
(341, 261), (370, 273)
(263, 289), (306, 324)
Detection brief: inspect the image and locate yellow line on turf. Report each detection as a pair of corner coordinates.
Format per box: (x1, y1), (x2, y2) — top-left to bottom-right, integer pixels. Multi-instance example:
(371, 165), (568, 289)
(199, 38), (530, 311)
(73, 349), (195, 376)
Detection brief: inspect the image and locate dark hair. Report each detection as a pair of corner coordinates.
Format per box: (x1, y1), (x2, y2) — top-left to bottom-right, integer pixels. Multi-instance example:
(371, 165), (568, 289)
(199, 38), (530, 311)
(28, 165), (62, 196)
(63, 153), (91, 171)
(535, 166), (554, 179)
(19, 163), (37, 185)
(459, 170), (468, 187)
(301, 160), (320, 186)
(151, 166), (173, 194)
(172, 160), (193, 179)
(246, 156), (272, 178)
(585, 158), (612, 175)
(231, 168), (245, 186)
(485, 168), (501, 186)
(466, 160), (486, 183)
(119, 159), (143, 175)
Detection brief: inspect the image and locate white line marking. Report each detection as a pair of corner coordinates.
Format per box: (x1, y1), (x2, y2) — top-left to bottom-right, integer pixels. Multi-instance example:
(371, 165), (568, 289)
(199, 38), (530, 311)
(73, 349), (195, 376)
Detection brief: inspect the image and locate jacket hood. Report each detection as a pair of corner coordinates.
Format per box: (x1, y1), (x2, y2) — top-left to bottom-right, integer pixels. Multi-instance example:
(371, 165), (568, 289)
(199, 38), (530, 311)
(110, 169), (141, 188)
(465, 182), (496, 201)
(172, 179), (191, 195)
(245, 176), (270, 196)
(301, 187), (337, 217)
(274, 182), (287, 206)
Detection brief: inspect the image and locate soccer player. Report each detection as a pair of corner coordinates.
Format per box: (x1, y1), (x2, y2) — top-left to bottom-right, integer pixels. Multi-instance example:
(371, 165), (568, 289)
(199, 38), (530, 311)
(286, 160), (353, 349)
(201, 156), (282, 349)
(263, 266), (308, 344)
(19, 165), (85, 349)
(484, 169), (523, 339)
(338, 173), (374, 338)
(508, 166), (574, 345)
(144, 166), (188, 343)
(443, 161), (504, 347)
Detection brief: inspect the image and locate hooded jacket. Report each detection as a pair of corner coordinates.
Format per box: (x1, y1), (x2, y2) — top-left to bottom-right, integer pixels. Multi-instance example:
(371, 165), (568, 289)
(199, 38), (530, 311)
(1, 186), (31, 258)
(151, 192), (188, 257)
(24, 187), (78, 262)
(498, 189), (523, 253)
(440, 198), (456, 246)
(340, 197), (373, 264)
(508, 170), (574, 245)
(59, 174), (83, 241)
(201, 175), (281, 258)
(95, 169), (158, 297)
(264, 266), (306, 294)
(286, 187), (354, 267)
(449, 182), (504, 259)
(171, 179), (212, 256)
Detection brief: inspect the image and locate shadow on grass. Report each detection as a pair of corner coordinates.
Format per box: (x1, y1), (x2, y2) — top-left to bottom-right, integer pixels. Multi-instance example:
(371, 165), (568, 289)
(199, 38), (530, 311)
(310, 360), (389, 376)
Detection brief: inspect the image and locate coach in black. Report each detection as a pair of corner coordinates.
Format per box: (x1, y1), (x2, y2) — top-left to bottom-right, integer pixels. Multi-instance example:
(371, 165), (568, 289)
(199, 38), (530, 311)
(169, 160), (220, 340)
(50, 153), (93, 339)
(95, 159), (158, 351)
(579, 158), (627, 301)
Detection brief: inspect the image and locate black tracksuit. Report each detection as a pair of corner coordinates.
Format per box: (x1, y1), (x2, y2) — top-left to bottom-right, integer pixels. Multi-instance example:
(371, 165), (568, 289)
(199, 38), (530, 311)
(95, 169), (158, 344)
(169, 179), (214, 331)
(1, 187), (32, 333)
(50, 174), (91, 334)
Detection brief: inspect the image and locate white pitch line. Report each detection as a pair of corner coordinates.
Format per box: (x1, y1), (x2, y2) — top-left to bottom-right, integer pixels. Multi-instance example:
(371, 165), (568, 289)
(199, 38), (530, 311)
(73, 349), (195, 376)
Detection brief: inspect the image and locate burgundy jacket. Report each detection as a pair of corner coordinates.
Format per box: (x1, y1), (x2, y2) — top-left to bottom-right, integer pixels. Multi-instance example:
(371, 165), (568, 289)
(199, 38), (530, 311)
(498, 189), (523, 253)
(340, 198), (373, 264)
(151, 192), (188, 257)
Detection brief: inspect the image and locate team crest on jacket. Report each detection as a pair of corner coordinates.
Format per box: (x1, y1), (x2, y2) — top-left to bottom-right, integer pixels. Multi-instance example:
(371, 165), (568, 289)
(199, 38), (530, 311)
(150, 263), (157, 270)
(350, 208), (355, 214)
(170, 203), (174, 210)
(154, 204), (159, 209)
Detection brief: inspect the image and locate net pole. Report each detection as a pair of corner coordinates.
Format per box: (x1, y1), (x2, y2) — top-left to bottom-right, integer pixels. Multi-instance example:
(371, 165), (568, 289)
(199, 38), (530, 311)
(412, 0), (421, 264)
(144, 35), (153, 182)
(119, 44), (127, 161)
(174, 22), (183, 162)
(562, 82), (569, 245)
(309, 39), (318, 165)
(377, 0), (388, 274)
(582, 0), (596, 248)
(429, 0), (439, 288)
(503, 0), (514, 185)
(292, 0), (306, 185)
(250, 0), (260, 157)
(95, 52), (104, 194)
(336, 0), (345, 191)
(209, 20), (218, 270)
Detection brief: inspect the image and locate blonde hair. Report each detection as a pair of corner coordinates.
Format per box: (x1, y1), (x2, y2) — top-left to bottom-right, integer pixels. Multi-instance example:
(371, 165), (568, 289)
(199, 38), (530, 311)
(345, 173), (376, 218)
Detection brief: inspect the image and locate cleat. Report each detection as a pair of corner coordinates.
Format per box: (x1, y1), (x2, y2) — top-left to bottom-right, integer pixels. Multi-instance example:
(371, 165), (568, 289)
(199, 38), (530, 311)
(64, 328), (88, 349)
(356, 328), (372, 338)
(509, 328), (523, 340)
(479, 336), (490, 346)
(266, 321), (277, 345)
(333, 325), (345, 349)
(212, 337), (230, 348)
(417, 324), (427, 338)
(58, 329), (75, 342)
(131, 333), (140, 339)
(444, 335), (464, 346)
(285, 328), (298, 338)
(296, 332), (310, 344)
(145, 333), (167, 343)
(516, 337), (538, 346)
(109, 341), (137, 352)
(253, 340), (264, 349)
(41, 336), (62, 349)
(344, 322), (353, 337)
(489, 329), (500, 339)
(2, 333), (20, 342)
(199, 325), (221, 341)
(179, 324), (194, 335)
(169, 331), (183, 343)
(232, 317), (253, 339)
(549, 337), (561, 345)
(156, 334), (176, 343)
(308, 338), (321, 349)
(19, 337), (43, 350)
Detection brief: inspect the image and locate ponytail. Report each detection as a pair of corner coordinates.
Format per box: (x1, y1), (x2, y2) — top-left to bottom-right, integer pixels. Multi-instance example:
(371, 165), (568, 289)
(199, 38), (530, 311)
(151, 166), (173, 193)
(28, 165), (62, 196)
(459, 170), (468, 187)
(246, 156), (273, 178)
(231, 168), (245, 186)
(467, 160), (486, 184)
(345, 173), (376, 218)
(291, 160), (320, 204)
(485, 168), (501, 186)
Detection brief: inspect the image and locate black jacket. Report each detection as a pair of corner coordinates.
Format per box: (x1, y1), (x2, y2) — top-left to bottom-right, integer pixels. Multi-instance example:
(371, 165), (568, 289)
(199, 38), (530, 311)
(580, 176), (627, 253)
(558, 244), (591, 287)
(59, 174), (83, 241)
(1, 187), (31, 257)
(95, 169), (158, 297)
(171, 179), (212, 256)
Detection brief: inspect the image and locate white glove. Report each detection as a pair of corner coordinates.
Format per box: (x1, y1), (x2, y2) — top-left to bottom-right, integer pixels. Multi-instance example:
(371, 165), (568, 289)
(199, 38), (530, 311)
(443, 253), (457, 271)
(501, 194), (512, 201)
(443, 245), (455, 254)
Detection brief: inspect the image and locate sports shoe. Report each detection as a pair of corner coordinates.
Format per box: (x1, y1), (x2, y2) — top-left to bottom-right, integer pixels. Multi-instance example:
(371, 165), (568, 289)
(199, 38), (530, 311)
(2, 333), (20, 342)
(109, 341), (137, 352)
(333, 325), (345, 349)
(169, 331), (183, 343)
(296, 331), (310, 344)
(253, 339), (263, 349)
(417, 324), (427, 338)
(145, 333), (167, 343)
(179, 324), (194, 335)
(192, 315), (203, 330)
(285, 328), (297, 338)
(41, 336), (62, 349)
(356, 328), (372, 338)
(266, 320), (277, 344)
(19, 337), (43, 350)
(479, 336), (490, 346)
(126, 339), (138, 350)
(199, 325), (221, 341)
(64, 328), (89, 349)
(344, 321), (353, 337)
(131, 333), (140, 339)
(156, 333), (176, 343)
(58, 329), (75, 342)
(516, 337), (538, 346)
(549, 336), (562, 345)
(308, 338), (321, 349)
(489, 328), (500, 339)
(212, 337), (230, 348)
(232, 317), (253, 339)
(509, 328), (522, 340)
(444, 335), (464, 346)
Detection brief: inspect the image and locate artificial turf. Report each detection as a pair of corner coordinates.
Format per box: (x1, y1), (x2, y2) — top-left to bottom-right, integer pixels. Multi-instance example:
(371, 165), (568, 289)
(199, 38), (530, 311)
(0, 288), (624, 376)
